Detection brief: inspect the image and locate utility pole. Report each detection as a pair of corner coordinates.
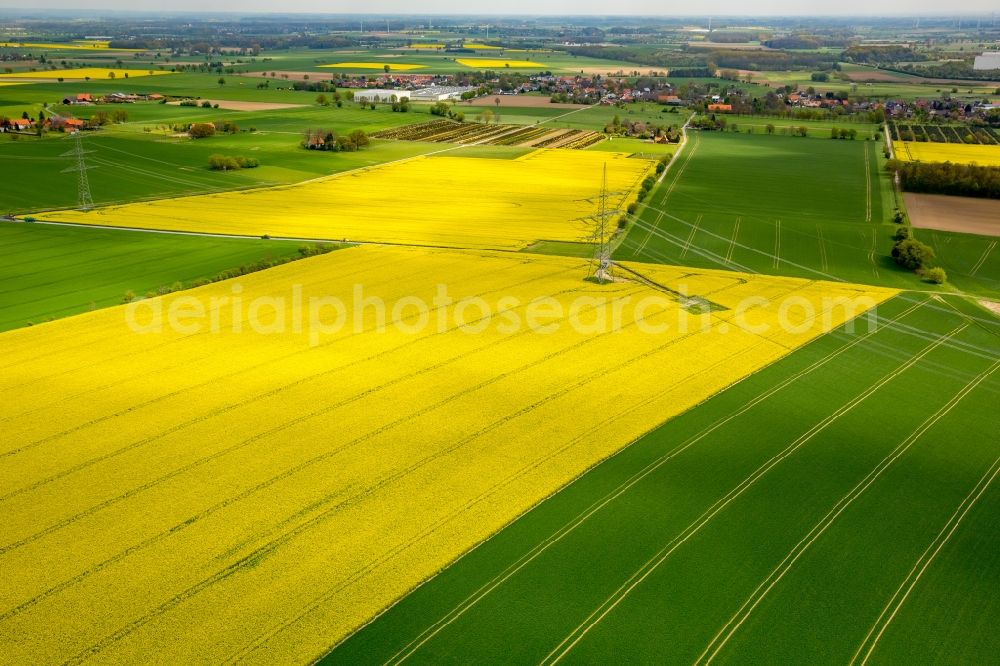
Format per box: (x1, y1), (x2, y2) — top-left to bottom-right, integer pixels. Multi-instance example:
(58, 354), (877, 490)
(61, 132), (94, 211)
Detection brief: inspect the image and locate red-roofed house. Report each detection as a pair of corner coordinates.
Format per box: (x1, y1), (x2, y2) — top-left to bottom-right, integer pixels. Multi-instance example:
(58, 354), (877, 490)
(707, 103), (733, 112)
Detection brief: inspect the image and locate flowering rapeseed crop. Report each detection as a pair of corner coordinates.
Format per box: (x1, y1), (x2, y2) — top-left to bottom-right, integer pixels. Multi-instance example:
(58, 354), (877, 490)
(0, 67), (173, 80)
(456, 58), (546, 68)
(897, 141), (1000, 167)
(318, 62), (426, 70)
(36, 149), (653, 250)
(0, 245), (895, 664)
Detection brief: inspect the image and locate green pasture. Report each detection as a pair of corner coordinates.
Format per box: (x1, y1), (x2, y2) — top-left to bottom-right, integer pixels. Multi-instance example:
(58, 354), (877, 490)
(0, 222), (310, 331)
(585, 137), (676, 155)
(716, 113), (880, 139)
(614, 131), (1000, 297)
(326, 293), (1000, 664)
(0, 129), (440, 213)
(752, 68), (1000, 100)
(0, 91), (445, 212)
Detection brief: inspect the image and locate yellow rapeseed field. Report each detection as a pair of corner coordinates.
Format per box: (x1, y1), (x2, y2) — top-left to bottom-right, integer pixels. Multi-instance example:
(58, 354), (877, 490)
(36, 150), (654, 250)
(456, 58), (546, 68)
(0, 67), (173, 80)
(319, 62), (425, 70)
(897, 141), (1000, 167)
(0, 41), (129, 50)
(0, 245), (896, 664)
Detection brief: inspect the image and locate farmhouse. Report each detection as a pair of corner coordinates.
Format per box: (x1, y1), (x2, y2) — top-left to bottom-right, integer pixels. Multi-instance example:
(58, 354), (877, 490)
(411, 86), (477, 101)
(6, 118), (32, 131)
(50, 117), (84, 131)
(62, 93), (92, 105)
(354, 89), (410, 103)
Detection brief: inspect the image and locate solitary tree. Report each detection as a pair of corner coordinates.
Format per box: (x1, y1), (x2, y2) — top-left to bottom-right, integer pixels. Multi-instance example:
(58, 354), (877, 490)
(217, 77), (225, 86)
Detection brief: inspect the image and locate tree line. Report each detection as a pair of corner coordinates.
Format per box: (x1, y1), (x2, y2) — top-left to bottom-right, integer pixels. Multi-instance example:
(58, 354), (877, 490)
(889, 159), (1000, 199)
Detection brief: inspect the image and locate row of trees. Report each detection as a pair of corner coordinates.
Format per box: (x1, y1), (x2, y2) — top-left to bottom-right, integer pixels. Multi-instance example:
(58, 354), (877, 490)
(889, 159), (1000, 199)
(208, 154), (259, 171)
(301, 128), (370, 152)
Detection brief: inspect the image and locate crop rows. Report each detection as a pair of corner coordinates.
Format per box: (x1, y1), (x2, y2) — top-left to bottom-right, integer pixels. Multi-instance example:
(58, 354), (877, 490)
(374, 119), (601, 149)
(489, 125), (553, 146)
(891, 121), (999, 145)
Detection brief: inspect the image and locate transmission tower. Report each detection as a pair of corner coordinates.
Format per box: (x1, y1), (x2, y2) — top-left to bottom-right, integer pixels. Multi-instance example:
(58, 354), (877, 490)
(61, 132), (95, 211)
(584, 163), (623, 283)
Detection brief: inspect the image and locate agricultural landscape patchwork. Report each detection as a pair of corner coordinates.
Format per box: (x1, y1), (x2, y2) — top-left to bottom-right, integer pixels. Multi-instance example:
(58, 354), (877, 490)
(0, 9), (998, 665)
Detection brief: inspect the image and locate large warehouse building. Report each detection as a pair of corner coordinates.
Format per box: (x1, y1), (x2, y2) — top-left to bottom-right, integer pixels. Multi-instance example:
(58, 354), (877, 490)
(410, 86), (477, 101)
(354, 89), (411, 103)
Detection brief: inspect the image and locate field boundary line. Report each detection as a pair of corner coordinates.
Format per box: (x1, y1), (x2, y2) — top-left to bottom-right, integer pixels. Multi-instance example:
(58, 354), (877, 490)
(655, 113), (692, 186)
(658, 131), (699, 206)
(29, 142), (465, 219)
(377, 298), (933, 665)
(696, 355), (998, 664)
(852, 452), (1000, 665)
(539, 326), (965, 666)
(63, 288), (731, 664)
(243, 336), (779, 664)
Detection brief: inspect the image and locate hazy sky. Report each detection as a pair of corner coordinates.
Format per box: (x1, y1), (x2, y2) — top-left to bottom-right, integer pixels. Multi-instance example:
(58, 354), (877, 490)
(2, 0), (1000, 15)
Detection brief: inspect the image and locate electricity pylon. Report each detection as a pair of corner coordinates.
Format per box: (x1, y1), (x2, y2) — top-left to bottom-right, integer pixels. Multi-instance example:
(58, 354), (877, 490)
(61, 132), (95, 211)
(584, 163), (624, 283)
